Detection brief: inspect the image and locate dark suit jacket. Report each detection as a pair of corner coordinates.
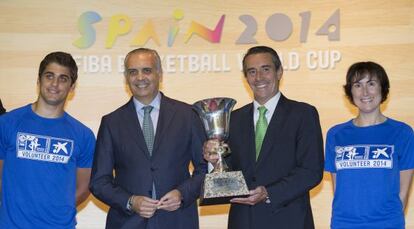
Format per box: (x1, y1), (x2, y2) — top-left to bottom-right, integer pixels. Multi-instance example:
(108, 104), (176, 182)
(226, 94), (324, 229)
(90, 94), (207, 229)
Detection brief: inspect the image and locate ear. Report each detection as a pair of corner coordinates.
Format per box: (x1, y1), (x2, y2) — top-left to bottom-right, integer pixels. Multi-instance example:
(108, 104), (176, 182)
(159, 71), (163, 82)
(69, 82), (76, 92)
(276, 67), (283, 80)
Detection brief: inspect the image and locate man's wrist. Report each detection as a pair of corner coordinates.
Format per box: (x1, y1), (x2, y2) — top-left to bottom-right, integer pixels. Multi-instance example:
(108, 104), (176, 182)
(127, 195), (135, 212)
(264, 195), (271, 204)
(262, 186), (270, 204)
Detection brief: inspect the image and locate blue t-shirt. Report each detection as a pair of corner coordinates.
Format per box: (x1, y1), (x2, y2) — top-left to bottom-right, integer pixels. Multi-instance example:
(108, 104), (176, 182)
(325, 118), (414, 229)
(0, 104), (95, 229)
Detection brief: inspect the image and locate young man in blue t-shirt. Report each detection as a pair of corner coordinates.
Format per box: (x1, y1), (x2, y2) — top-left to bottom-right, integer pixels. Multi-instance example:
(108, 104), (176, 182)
(0, 52), (95, 228)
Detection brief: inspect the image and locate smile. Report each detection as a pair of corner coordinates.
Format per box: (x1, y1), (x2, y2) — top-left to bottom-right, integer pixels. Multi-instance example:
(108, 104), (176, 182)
(255, 83), (267, 89)
(136, 83), (149, 88)
(360, 97), (373, 103)
(47, 88), (59, 94)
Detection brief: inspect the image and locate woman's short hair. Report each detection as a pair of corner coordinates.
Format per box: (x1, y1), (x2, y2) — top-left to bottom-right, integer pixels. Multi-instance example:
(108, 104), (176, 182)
(343, 61), (390, 104)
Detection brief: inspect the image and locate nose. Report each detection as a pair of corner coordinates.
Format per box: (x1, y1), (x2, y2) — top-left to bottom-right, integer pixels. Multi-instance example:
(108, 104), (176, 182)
(51, 77), (59, 86)
(135, 71), (145, 81)
(255, 70), (265, 81)
(362, 85), (369, 96)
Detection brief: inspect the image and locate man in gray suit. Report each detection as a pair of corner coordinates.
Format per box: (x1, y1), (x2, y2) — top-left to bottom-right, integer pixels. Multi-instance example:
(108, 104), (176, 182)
(90, 48), (207, 229)
(204, 46), (324, 229)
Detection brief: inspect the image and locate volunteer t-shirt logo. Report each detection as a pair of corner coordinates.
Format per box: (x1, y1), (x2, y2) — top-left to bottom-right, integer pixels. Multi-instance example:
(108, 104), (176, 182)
(16, 132), (73, 163)
(335, 144), (394, 170)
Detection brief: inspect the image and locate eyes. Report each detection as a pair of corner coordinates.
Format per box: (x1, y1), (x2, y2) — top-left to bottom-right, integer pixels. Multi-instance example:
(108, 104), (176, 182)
(42, 72), (71, 84)
(352, 80), (378, 89)
(246, 66), (272, 77)
(126, 68), (153, 77)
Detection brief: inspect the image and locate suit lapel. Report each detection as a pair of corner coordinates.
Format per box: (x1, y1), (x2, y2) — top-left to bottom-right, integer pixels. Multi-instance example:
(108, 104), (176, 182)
(242, 104), (257, 168)
(256, 95), (288, 165)
(123, 98), (151, 159)
(152, 95), (176, 156)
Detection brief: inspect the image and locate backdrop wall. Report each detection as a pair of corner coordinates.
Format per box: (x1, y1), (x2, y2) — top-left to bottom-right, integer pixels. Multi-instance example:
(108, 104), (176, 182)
(1, 0), (413, 228)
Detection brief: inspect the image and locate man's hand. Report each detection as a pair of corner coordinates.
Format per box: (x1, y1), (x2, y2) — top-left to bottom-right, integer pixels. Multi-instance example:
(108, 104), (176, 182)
(131, 195), (159, 218)
(203, 139), (220, 165)
(230, 186), (268, 205)
(158, 189), (182, 211)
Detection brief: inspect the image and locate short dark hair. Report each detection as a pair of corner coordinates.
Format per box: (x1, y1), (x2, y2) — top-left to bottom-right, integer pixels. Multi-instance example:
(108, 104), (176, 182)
(124, 48), (162, 75)
(242, 46), (282, 77)
(38, 52), (78, 85)
(343, 61), (390, 104)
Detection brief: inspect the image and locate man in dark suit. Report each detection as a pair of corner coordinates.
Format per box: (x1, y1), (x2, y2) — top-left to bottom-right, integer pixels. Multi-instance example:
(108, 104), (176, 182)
(204, 46), (324, 229)
(90, 48), (207, 229)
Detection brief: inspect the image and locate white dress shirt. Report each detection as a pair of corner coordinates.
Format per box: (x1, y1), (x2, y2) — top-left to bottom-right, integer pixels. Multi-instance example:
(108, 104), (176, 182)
(132, 92), (161, 133)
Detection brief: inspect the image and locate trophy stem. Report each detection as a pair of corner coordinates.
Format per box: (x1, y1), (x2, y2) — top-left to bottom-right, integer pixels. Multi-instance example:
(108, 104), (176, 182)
(212, 143), (229, 173)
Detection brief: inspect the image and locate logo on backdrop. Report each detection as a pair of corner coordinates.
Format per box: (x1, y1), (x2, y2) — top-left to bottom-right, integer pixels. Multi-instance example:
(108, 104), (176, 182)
(334, 145), (394, 170)
(72, 9), (342, 73)
(17, 132), (73, 164)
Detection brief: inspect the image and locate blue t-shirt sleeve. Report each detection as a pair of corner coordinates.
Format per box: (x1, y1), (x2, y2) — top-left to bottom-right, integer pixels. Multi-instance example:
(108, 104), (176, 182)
(324, 128), (337, 172)
(76, 128), (95, 168)
(398, 125), (414, 170)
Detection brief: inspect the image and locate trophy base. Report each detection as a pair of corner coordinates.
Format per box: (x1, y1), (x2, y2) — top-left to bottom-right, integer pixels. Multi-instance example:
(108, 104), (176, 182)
(199, 171), (249, 206)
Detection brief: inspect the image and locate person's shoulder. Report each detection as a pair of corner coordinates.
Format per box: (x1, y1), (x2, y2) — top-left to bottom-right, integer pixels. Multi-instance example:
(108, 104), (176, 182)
(6, 104), (31, 115)
(327, 120), (353, 136)
(0, 104), (32, 121)
(101, 99), (133, 120)
(278, 96), (320, 122)
(161, 95), (196, 116)
(63, 113), (95, 136)
(162, 94), (191, 109)
(282, 96), (317, 111)
(232, 103), (252, 117)
(385, 118), (413, 133)
(235, 103), (252, 111)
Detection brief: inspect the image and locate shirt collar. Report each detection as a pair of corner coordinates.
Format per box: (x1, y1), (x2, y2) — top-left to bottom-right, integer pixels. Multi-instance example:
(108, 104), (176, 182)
(132, 92), (161, 113)
(253, 91), (281, 113)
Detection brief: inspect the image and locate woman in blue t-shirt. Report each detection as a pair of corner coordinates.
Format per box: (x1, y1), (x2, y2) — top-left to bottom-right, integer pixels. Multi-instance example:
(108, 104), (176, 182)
(324, 61), (414, 229)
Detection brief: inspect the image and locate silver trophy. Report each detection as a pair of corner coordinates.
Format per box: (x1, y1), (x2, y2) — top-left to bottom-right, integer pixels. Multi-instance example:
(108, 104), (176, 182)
(193, 97), (249, 205)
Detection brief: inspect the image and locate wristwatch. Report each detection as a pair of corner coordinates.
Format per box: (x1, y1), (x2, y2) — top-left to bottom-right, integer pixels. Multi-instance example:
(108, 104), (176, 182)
(265, 196), (271, 204)
(126, 196), (134, 211)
